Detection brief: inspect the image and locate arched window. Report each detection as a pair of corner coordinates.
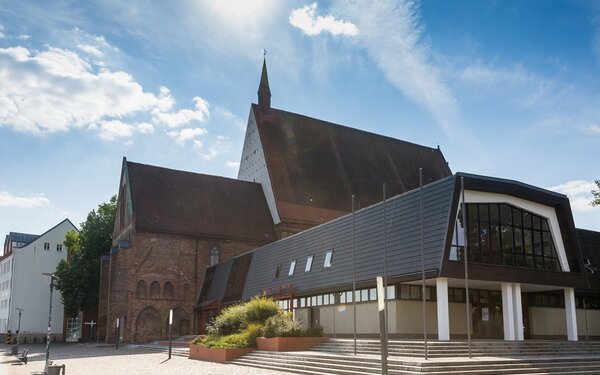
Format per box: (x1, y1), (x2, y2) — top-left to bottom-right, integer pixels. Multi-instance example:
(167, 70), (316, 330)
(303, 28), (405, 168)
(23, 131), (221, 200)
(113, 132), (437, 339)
(210, 245), (220, 266)
(163, 282), (174, 299)
(136, 280), (147, 299)
(150, 281), (160, 299)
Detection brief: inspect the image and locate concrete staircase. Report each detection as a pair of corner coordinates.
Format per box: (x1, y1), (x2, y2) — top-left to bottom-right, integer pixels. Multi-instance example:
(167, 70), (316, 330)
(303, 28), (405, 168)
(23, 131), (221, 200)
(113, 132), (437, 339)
(313, 338), (600, 358)
(229, 339), (600, 374)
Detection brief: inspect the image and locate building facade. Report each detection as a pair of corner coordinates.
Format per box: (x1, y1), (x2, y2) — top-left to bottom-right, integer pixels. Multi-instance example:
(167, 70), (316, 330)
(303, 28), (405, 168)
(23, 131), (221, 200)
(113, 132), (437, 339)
(0, 219), (77, 342)
(101, 59), (599, 343)
(197, 174), (599, 341)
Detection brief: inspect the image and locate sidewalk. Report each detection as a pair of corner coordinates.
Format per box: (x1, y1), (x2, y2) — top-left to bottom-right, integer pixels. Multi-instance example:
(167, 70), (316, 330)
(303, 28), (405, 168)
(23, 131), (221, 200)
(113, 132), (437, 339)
(1, 343), (290, 375)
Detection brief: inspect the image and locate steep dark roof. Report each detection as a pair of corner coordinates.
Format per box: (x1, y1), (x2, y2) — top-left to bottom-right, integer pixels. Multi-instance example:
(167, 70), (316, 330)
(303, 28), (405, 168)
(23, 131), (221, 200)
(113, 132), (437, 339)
(252, 104), (452, 223)
(126, 161), (276, 243)
(8, 232), (39, 245)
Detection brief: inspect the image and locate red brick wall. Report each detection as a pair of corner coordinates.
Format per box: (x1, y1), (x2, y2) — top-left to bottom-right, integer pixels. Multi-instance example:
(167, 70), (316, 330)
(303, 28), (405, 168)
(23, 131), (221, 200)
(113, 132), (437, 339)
(101, 230), (266, 343)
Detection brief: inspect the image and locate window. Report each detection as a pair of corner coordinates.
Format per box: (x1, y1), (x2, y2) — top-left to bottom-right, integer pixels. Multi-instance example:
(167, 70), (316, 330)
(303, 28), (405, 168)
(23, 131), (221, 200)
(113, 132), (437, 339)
(56, 244), (63, 252)
(399, 285), (436, 301)
(274, 264), (282, 279)
(210, 245), (220, 266)
(44, 242), (50, 250)
(150, 281), (160, 299)
(163, 282), (174, 299)
(136, 280), (147, 299)
(323, 250), (333, 268)
(449, 203), (561, 271)
(288, 260), (296, 276)
(305, 255), (313, 272)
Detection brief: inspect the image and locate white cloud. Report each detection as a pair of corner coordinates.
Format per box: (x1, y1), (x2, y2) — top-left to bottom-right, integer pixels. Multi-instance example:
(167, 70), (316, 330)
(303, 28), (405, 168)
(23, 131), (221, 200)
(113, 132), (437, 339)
(16, 34), (31, 40)
(547, 180), (599, 213)
(289, 3), (358, 37)
(0, 42), (212, 142)
(152, 93), (210, 128)
(167, 127), (208, 145)
(331, 0), (458, 135)
(226, 161), (240, 170)
(0, 191), (50, 208)
(77, 44), (104, 57)
(137, 122), (154, 134)
(201, 135), (231, 160)
(95, 120), (134, 140)
(585, 124), (600, 135)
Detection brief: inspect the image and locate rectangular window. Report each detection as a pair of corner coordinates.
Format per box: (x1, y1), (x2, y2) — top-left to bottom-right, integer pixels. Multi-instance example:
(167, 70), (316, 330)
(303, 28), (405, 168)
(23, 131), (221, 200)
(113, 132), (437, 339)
(288, 260), (296, 276)
(369, 288), (377, 301)
(57, 244), (63, 252)
(305, 255), (313, 272)
(323, 250), (333, 268)
(361, 289), (369, 301)
(44, 242), (50, 250)
(274, 264), (282, 279)
(386, 285), (396, 299)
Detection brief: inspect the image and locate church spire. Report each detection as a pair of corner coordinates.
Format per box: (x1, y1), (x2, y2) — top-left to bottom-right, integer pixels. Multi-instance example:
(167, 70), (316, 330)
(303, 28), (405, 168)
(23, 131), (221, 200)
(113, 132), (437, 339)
(257, 54), (271, 110)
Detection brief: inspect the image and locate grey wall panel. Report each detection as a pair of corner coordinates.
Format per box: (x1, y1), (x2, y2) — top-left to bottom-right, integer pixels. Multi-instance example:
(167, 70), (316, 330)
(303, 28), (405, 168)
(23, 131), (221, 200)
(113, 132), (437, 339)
(206, 259), (233, 301)
(241, 175), (456, 300)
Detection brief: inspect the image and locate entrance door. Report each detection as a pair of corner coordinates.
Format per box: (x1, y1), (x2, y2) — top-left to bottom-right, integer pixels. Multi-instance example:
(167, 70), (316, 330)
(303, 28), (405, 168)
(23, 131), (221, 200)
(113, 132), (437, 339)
(310, 307), (320, 328)
(470, 290), (503, 339)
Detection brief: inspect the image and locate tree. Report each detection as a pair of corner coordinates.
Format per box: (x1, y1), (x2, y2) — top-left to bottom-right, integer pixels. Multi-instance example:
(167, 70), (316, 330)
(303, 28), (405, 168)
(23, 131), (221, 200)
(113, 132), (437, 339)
(55, 196), (117, 317)
(592, 180), (600, 207)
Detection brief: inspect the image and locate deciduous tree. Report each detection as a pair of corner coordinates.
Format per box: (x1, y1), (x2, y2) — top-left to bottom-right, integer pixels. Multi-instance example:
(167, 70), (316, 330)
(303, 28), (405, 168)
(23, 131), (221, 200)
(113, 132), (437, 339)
(55, 196), (116, 316)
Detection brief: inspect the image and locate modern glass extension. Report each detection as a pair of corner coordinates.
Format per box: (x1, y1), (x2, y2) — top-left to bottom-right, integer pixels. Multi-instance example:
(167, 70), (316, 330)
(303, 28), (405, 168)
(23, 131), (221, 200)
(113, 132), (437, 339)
(449, 203), (561, 271)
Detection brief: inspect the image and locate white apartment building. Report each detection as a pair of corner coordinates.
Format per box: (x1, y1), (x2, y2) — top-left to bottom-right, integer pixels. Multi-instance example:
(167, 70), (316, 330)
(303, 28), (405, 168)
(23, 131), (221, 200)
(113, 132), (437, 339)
(1, 219), (77, 342)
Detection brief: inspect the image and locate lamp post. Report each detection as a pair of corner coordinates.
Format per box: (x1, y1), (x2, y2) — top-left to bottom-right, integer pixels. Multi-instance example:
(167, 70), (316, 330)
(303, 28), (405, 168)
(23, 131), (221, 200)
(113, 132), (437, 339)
(15, 308), (23, 347)
(42, 273), (57, 374)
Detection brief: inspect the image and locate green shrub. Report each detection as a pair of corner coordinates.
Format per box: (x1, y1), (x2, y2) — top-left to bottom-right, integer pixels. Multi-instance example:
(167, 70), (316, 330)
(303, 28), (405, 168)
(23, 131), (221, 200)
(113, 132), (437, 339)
(201, 333), (251, 349)
(190, 335), (204, 345)
(206, 303), (248, 336)
(245, 323), (262, 347)
(262, 313), (303, 338)
(244, 297), (282, 324)
(304, 325), (324, 337)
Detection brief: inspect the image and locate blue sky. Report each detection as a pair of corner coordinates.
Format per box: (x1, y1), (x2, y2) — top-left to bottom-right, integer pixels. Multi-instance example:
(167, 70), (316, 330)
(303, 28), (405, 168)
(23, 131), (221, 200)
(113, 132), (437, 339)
(0, 0), (599, 240)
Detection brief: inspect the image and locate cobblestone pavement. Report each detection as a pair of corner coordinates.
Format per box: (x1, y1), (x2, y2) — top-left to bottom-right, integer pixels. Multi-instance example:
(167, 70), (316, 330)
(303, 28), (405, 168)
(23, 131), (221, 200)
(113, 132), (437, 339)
(0, 344), (290, 375)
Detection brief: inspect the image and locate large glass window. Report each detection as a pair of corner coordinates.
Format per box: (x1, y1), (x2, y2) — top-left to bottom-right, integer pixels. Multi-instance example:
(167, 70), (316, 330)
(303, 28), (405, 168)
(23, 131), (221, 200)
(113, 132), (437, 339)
(449, 203), (561, 271)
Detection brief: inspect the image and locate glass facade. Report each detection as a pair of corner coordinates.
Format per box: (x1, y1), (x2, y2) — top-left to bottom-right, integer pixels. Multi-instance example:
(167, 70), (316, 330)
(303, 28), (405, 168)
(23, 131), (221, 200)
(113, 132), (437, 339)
(449, 203), (561, 271)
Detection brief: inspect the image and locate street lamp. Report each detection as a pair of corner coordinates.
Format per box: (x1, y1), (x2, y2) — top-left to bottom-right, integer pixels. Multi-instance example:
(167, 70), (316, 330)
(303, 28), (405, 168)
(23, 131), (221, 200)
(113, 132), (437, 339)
(15, 308), (23, 347)
(42, 273), (57, 374)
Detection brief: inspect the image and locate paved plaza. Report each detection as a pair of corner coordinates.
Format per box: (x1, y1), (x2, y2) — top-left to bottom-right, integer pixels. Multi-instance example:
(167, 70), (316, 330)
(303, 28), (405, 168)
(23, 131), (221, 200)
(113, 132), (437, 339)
(0, 344), (289, 375)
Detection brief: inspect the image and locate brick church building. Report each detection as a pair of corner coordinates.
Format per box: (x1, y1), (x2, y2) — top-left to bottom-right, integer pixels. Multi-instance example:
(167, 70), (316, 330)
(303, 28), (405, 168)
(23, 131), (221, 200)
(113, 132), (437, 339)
(98, 59), (452, 343)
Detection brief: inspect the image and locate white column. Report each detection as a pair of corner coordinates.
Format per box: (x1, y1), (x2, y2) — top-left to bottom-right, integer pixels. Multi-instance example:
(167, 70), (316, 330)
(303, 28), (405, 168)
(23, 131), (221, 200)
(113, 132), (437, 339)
(436, 278), (450, 340)
(512, 283), (524, 341)
(501, 283), (515, 340)
(564, 288), (578, 341)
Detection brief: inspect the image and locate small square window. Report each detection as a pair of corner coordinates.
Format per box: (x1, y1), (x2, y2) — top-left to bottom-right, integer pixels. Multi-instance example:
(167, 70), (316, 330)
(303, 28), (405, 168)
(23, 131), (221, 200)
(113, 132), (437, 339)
(56, 244), (63, 252)
(44, 242), (50, 251)
(288, 260), (296, 276)
(386, 285), (396, 299)
(274, 264), (282, 279)
(361, 289), (369, 301)
(369, 288), (377, 301)
(305, 255), (314, 272)
(323, 250), (333, 268)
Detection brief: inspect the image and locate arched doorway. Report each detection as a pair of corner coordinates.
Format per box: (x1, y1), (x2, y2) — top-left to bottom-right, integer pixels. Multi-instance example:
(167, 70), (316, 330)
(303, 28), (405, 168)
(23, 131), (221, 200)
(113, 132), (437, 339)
(135, 307), (163, 343)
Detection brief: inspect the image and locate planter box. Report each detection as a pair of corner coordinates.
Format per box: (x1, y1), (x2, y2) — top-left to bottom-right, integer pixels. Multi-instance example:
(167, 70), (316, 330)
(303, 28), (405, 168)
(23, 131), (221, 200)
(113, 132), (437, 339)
(256, 336), (328, 351)
(188, 343), (252, 363)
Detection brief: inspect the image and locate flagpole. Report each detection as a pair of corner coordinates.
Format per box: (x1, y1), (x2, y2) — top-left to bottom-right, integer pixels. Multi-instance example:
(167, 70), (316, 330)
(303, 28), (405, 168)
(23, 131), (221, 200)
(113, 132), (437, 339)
(352, 195), (357, 356)
(461, 176), (472, 358)
(420, 168), (428, 360)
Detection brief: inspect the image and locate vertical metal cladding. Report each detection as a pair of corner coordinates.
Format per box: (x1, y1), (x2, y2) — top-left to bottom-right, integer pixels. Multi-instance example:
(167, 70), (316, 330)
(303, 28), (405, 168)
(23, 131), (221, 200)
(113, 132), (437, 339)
(241, 175), (456, 300)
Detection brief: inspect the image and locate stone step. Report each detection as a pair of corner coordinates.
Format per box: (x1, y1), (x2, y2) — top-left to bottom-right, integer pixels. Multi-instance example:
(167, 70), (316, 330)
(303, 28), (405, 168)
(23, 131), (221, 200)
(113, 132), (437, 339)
(232, 350), (600, 375)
